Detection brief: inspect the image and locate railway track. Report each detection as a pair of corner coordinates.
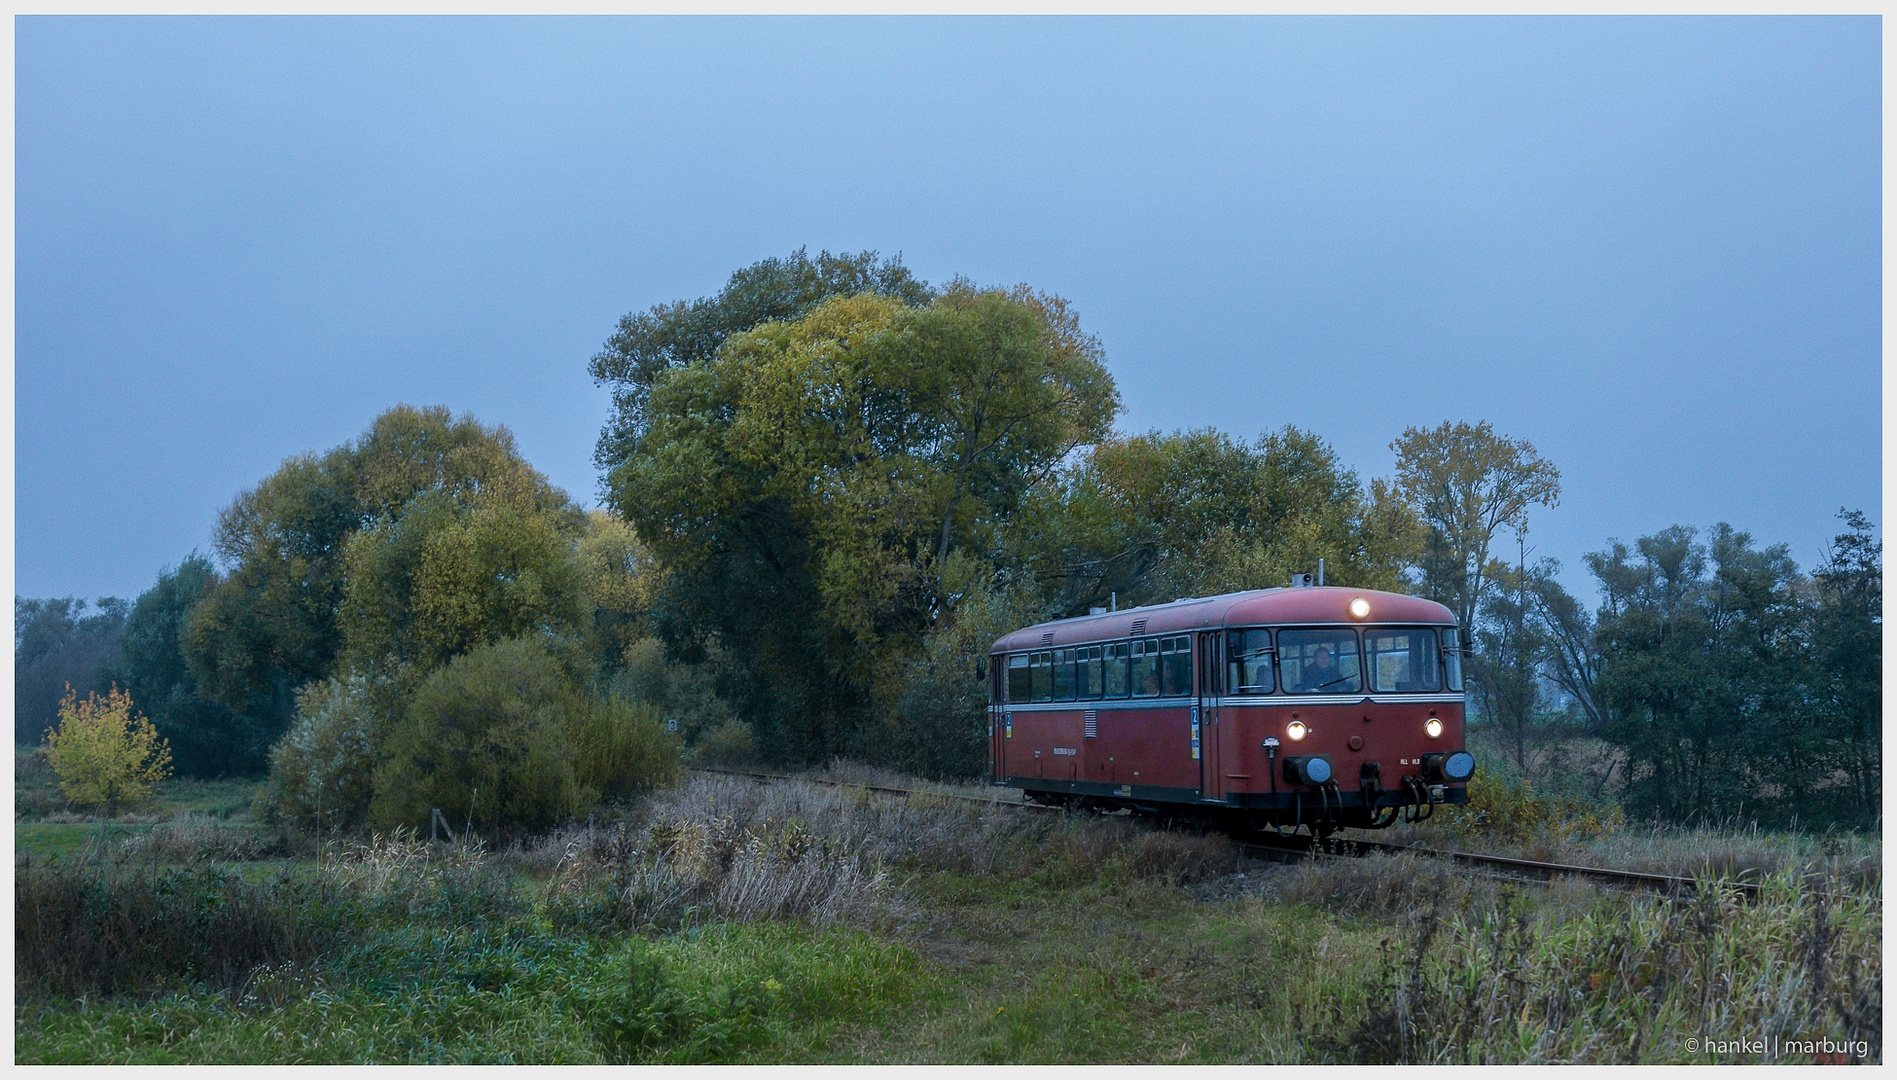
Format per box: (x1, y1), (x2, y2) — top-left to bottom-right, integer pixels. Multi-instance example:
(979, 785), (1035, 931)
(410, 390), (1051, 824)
(1233, 830), (1760, 900)
(693, 766), (1761, 901)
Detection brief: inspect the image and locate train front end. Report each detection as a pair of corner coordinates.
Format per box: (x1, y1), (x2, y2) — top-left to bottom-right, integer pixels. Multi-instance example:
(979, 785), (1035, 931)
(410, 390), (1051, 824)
(1211, 588), (1473, 832)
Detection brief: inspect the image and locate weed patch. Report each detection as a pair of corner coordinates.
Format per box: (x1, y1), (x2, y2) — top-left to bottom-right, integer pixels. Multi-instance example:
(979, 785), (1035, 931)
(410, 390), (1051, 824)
(15, 858), (345, 999)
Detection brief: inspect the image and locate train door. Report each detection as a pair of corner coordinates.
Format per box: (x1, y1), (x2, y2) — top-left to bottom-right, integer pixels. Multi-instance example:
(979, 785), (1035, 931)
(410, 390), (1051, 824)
(988, 656), (1002, 783)
(1197, 631), (1222, 800)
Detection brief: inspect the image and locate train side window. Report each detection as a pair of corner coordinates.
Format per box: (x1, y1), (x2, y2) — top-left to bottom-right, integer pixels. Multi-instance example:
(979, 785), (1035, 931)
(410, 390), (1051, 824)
(1366, 628), (1442, 693)
(1442, 629), (1464, 691)
(1080, 645), (1103, 698)
(1103, 642), (1130, 697)
(1052, 647), (1076, 700)
(1160, 636), (1191, 696)
(1031, 651), (1052, 701)
(1225, 628), (1275, 694)
(1278, 629), (1363, 694)
(1131, 639), (1160, 697)
(1007, 654), (1031, 704)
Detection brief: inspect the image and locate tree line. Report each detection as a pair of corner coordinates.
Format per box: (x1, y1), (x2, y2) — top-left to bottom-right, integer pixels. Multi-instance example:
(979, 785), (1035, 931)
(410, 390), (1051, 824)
(18, 249), (1880, 831)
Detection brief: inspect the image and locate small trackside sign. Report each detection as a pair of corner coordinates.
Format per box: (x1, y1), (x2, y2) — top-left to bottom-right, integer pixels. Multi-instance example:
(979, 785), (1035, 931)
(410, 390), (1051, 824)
(1052, 747), (1078, 756)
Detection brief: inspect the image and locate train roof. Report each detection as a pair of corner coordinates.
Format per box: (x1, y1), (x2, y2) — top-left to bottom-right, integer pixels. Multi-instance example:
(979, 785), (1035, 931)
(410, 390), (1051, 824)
(989, 587), (1457, 653)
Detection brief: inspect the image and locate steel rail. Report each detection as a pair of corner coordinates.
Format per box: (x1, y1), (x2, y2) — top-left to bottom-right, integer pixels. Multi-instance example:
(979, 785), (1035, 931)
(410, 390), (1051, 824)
(1234, 830), (1759, 899)
(692, 767), (1055, 809)
(690, 767), (1757, 899)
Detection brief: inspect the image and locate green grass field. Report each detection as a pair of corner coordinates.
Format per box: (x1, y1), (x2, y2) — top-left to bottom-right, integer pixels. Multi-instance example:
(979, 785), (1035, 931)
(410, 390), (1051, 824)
(14, 756), (1882, 1064)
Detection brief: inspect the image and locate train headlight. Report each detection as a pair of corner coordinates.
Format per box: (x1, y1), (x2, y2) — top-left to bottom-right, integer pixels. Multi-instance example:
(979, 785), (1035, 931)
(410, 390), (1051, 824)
(1425, 717), (1444, 739)
(1349, 597), (1370, 619)
(1286, 720), (1309, 741)
(1283, 755), (1333, 785)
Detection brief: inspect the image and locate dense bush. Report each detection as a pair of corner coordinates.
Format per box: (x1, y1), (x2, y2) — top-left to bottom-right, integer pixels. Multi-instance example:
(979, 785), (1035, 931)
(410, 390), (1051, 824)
(369, 638), (588, 832)
(263, 673), (390, 833)
(688, 720), (758, 769)
(368, 637), (678, 833)
(1438, 748), (1623, 850)
(612, 636), (741, 747)
(573, 695), (682, 804)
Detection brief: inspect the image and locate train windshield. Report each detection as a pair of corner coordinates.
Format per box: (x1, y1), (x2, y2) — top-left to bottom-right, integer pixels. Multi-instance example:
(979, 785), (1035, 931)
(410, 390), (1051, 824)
(1278, 629), (1362, 693)
(1365, 628), (1443, 693)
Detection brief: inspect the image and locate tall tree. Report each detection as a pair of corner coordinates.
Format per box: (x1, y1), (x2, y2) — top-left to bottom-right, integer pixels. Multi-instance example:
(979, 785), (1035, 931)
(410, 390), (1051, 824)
(1590, 524), (1806, 824)
(607, 285), (1118, 764)
(185, 406), (573, 745)
(1472, 541), (1545, 771)
(1522, 559), (1605, 733)
(1017, 426), (1420, 614)
(589, 248), (933, 474)
(1805, 509), (1880, 824)
(15, 597), (127, 744)
(1390, 421), (1561, 631)
(110, 555), (250, 776)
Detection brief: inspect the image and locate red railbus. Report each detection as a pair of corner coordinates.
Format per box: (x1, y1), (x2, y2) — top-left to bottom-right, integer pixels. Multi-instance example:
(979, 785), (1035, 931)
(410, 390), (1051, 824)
(987, 584), (1475, 834)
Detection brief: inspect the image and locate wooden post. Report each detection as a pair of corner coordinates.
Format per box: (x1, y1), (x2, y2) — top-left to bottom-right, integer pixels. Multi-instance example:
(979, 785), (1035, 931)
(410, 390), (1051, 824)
(430, 808), (456, 844)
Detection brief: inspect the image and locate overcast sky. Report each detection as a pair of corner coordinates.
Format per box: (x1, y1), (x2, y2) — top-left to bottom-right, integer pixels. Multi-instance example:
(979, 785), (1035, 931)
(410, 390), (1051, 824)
(16, 15), (1880, 606)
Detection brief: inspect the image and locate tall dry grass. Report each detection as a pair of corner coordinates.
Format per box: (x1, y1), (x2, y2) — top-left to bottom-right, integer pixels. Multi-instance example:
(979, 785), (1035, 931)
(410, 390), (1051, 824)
(521, 771), (1240, 932)
(116, 813), (281, 863)
(1282, 854), (1881, 1063)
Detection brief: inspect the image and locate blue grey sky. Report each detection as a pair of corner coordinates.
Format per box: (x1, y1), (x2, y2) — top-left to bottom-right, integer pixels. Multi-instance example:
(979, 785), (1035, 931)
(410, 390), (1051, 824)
(17, 16), (1880, 605)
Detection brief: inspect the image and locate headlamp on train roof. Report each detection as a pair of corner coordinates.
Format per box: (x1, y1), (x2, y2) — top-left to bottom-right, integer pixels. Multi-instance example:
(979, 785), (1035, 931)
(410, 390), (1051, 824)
(1425, 717), (1444, 739)
(1286, 720), (1309, 741)
(1348, 597), (1370, 619)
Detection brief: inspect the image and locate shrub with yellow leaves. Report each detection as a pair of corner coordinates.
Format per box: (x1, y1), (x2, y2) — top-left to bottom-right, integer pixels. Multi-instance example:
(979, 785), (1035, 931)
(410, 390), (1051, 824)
(43, 687), (172, 816)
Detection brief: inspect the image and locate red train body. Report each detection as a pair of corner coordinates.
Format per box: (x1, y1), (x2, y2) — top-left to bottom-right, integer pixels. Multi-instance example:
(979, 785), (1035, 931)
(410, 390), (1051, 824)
(987, 585), (1474, 833)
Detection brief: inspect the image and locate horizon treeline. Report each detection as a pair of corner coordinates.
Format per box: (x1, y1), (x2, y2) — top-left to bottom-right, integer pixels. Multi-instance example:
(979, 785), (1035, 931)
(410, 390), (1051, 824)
(17, 250), (1881, 830)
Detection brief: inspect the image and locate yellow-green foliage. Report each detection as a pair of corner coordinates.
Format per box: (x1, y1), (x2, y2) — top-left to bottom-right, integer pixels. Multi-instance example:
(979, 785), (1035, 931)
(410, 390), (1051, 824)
(1062, 427), (1422, 599)
(339, 489), (586, 674)
(43, 687), (172, 814)
(573, 696), (681, 802)
(577, 509), (662, 661)
(409, 499), (583, 659)
(1443, 762), (1624, 847)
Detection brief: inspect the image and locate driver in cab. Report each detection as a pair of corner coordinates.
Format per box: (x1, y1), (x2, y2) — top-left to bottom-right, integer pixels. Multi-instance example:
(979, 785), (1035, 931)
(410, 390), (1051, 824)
(1303, 644), (1345, 692)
